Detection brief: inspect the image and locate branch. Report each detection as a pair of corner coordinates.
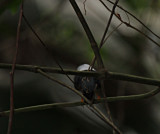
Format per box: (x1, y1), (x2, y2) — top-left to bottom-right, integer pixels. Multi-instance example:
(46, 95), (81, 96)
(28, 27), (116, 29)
(100, 0), (119, 47)
(22, 13), (74, 84)
(0, 63), (160, 86)
(0, 63), (99, 76)
(69, 0), (104, 69)
(7, 3), (23, 134)
(106, 0), (160, 40)
(1, 86), (159, 117)
(37, 69), (91, 104)
(99, 0), (160, 47)
(89, 22), (122, 81)
(91, 105), (121, 134)
(69, 1), (120, 132)
(108, 72), (160, 86)
(37, 69), (121, 133)
(94, 1), (119, 132)
(103, 22), (122, 45)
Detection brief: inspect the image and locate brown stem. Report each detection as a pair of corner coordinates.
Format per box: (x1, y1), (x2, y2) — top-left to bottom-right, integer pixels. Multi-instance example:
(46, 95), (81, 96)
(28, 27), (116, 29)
(69, 0), (104, 69)
(7, 3), (23, 134)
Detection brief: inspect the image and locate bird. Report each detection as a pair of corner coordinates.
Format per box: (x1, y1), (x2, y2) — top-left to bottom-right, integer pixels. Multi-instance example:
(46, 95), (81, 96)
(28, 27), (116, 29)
(74, 64), (100, 102)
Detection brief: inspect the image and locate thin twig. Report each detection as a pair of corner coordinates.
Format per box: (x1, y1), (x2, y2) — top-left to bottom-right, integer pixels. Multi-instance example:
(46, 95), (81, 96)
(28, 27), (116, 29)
(83, 0), (87, 15)
(88, 1), (119, 132)
(37, 69), (91, 104)
(103, 22), (122, 44)
(92, 105), (122, 134)
(22, 14), (74, 84)
(88, 3), (120, 129)
(100, 0), (119, 48)
(1, 86), (159, 117)
(87, 105), (109, 129)
(125, 11), (130, 24)
(99, 0), (160, 47)
(89, 22), (122, 71)
(0, 63), (160, 86)
(107, 0), (160, 40)
(7, 3), (23, 134)
(89, 0), (120, 69)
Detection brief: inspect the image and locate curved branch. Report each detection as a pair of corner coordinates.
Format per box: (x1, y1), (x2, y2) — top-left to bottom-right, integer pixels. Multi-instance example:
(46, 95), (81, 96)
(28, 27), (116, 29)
(1, 87), (159, 117)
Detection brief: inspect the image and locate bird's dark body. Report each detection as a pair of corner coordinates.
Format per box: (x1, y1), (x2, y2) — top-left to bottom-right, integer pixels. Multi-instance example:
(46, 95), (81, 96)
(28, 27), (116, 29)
(74, 75), (100, 100)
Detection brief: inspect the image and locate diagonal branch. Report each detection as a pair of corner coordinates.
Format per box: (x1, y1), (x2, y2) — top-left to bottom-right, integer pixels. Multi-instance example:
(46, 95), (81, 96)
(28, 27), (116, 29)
(98, 1), (119, 133)
(89, 22), (122, 72)
(37, 69), (91, 104)
(100, 0), (119, 47)
(89, 2), (122, 75)
(67, 1), (120, 132)
(22, 13), (74, 84)
(69, 0), (104, 69)
(99, 0), (160, 47)
(107, 0), (160, 40)
(37, 69), (121, 133)
(103, 22), (122, 45)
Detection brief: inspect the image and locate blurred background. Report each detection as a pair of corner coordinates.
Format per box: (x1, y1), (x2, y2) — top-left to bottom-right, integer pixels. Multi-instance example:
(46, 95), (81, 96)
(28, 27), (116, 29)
(0, 0), (160, 133)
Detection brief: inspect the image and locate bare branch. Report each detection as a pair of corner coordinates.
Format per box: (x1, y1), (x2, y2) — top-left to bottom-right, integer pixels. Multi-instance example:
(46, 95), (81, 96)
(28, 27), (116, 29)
(107, 0), (160, 40)
(89, 22), (123, 74)
(69, 0), (104, 69)
(92, 105), (122, 134)
(1, 87), (159, 117)
(37, 69), (121, 133)
(108, 72), (160, 86)
(99, 0), (160, 47)
(96, 1), (120, 132)
(100, 0), (119, 47)
(22, 13), (74, 84)
(37, 69), (91, 104)
(0, 63), (160, 86)
(103, 22), (122, 44)
(69, 1), (120, 132)
(7, 3), (23, 134)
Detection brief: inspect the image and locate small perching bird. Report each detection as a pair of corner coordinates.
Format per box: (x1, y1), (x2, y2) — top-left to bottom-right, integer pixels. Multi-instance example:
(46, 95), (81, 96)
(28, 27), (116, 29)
(74, 64), (100, 102)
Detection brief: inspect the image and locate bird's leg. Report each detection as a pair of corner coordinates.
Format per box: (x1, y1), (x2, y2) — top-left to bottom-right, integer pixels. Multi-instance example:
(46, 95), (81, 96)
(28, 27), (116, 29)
(81, 98), (84, 102)
(96, 93), (101, 100)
